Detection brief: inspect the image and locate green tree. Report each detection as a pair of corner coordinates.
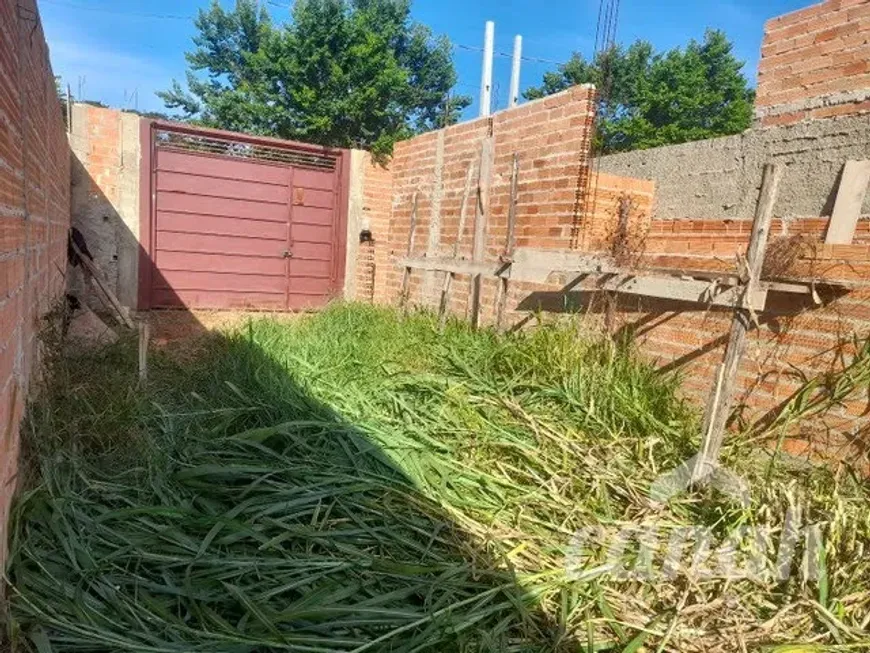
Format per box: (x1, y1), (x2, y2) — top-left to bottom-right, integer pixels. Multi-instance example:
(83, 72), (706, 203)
(525, 30), (754, 154)
(160, 0), (470, 156)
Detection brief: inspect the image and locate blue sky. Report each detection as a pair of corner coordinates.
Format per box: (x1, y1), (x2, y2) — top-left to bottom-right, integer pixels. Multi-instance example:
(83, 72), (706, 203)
(40, 0), (811, 117)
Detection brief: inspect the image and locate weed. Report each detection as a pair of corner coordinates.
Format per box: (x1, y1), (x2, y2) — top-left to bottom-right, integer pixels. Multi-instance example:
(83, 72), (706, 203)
(3, 303), (869, 652)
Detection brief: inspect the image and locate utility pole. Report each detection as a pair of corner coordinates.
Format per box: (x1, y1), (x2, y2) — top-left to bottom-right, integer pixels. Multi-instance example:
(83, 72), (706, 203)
(479, 21), (494, 118)
(66, 83), (72, 134)
(509, 35), (522, 109)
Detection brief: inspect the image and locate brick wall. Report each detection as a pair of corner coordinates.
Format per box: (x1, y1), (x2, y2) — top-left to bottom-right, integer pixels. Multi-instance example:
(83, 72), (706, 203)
(0, 0), (70, 570)
(619, 216), (870, 463)
(356, 85), (597, 320)
(356, 156), (393, 304)
(756, 0), (870, 127)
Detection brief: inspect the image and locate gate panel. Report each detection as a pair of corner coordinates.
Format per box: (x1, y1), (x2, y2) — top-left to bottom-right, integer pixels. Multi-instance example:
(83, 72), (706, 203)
(140, 123), (348, 311)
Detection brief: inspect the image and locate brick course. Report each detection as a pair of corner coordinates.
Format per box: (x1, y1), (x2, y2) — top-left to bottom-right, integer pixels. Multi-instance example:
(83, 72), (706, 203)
(0, 0), (70, 572)
(756, 0), (870, 126)
(356, 85), (598, 318)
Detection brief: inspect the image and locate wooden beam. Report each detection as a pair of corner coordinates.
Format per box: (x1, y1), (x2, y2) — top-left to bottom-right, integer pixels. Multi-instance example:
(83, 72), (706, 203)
(399, 193), (419, 312)
(693, 163), (783, 483)
(402, 251), (822, 309)
(399, 257), (499, 276)
(826, 160), (870, 245)
(70, 240), (135, 329)
(469, 136), (494, 329)
(138, 320), (150, 384)
(438, 160), (475, 329)
(508, 249), (613, 283)
(599, 275), (769, 311)
(495, 154), (519, 331)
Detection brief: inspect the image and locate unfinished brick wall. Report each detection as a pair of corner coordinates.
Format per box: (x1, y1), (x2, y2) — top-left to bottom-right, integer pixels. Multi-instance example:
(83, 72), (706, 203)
(756, 0), (870, 127)
(353, 156), (393, 304)
(0, 0), (70, 569)
(616, 217), (870, 463)
(590, 0), (870, 464)
(359, 85), (597, 320)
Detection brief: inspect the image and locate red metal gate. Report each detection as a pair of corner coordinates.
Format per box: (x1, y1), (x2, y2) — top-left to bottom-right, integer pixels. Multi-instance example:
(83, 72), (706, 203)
(138, 122), (349, 311)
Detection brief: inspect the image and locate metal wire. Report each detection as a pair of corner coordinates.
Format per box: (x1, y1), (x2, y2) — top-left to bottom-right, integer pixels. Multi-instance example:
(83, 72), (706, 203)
(571, 0), (621, 250)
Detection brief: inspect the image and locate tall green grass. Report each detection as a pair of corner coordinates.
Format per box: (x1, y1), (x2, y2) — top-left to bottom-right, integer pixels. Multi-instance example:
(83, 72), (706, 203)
(3, 303), (869, 652)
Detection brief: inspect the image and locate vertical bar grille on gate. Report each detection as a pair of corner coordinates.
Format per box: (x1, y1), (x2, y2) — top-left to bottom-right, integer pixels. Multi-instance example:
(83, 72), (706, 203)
(155, 130), (337, 171)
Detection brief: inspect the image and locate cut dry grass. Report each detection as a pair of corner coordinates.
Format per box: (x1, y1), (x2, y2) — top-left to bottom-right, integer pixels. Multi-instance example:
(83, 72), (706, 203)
(3, 303), (869, 652)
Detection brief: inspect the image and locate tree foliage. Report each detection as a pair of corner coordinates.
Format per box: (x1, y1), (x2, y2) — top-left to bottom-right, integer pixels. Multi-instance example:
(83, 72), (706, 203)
(525, 30), (754, 154)
(160, 0), (470, 156)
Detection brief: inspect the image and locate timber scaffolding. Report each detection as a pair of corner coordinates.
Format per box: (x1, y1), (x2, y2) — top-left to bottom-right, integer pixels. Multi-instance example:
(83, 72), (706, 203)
(398, 154), (865, 472)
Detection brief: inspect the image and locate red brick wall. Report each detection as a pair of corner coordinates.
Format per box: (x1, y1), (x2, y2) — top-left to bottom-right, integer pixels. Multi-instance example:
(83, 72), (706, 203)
(361, 85), (597, 321)
(0, 0), (70, 570)
(756, 0), (870, 127)
(621, 216), (870, 464)
(349, 0), (870, 465)
(355, 156), (393, 304)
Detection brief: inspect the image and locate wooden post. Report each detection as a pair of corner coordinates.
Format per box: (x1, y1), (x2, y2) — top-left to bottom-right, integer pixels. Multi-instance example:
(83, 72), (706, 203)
(469, 136), (494, 329)
(693, 163), (783, 482)
(138, 320), (150, 384)
(495, 154), (519, 331)
(438, 161), (476, 329)
(70, 239), (135, 329)
(825, 160), (870, 245)
(399, 193), (419, 312)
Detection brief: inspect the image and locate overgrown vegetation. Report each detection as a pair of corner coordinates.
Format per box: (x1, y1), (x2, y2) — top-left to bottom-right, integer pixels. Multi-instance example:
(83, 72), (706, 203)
(3, 304), (869, 651)
(526, 31), (754, 153)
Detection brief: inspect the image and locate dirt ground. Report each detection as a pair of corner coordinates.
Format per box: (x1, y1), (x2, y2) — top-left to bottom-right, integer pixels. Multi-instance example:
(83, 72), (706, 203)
(146, 309), (305, 347)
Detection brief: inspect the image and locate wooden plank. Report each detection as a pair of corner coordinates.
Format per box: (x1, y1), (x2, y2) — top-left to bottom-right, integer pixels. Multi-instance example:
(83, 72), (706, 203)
(600, 275), (769, 311)
(509, 249), (613, 283)
(401, 257), (499, 276)
(496, 154), (520, 331)
(693, 163), (783, 483)
(438, 161), (476, 329)
(826, 160), (870, 245)
(399, 193), (419, 311)
(405, 251), (818, 308)
(70, 240), (135, 329)
(138, 320), (150, 384)
(469, 136), (494, 329)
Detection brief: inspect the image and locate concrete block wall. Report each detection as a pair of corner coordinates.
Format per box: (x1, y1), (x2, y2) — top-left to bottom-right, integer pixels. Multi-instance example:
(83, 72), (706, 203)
(0, 0), (70, 570)
(756, 0), (870, 127)
(68, 104), (142, 311)
(598, 113), (870, 221)
(590, 0), (870, 464)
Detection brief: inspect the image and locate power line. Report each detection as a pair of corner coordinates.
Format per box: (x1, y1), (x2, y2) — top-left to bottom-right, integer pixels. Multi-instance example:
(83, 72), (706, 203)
(39, 0), (192, 19)
(455, 43), (567, 68)
(39, 1), (571, 70)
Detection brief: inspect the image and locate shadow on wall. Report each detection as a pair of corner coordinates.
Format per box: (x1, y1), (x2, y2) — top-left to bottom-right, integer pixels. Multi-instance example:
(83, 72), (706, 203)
(6, 164), (579, 651)
(69, 153), (141, 313)
(514, 275), (848, 371)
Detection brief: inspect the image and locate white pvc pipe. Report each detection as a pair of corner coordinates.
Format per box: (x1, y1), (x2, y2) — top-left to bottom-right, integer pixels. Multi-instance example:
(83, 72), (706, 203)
(479, 21), (495, 117)
(509, 35), (522, 109)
